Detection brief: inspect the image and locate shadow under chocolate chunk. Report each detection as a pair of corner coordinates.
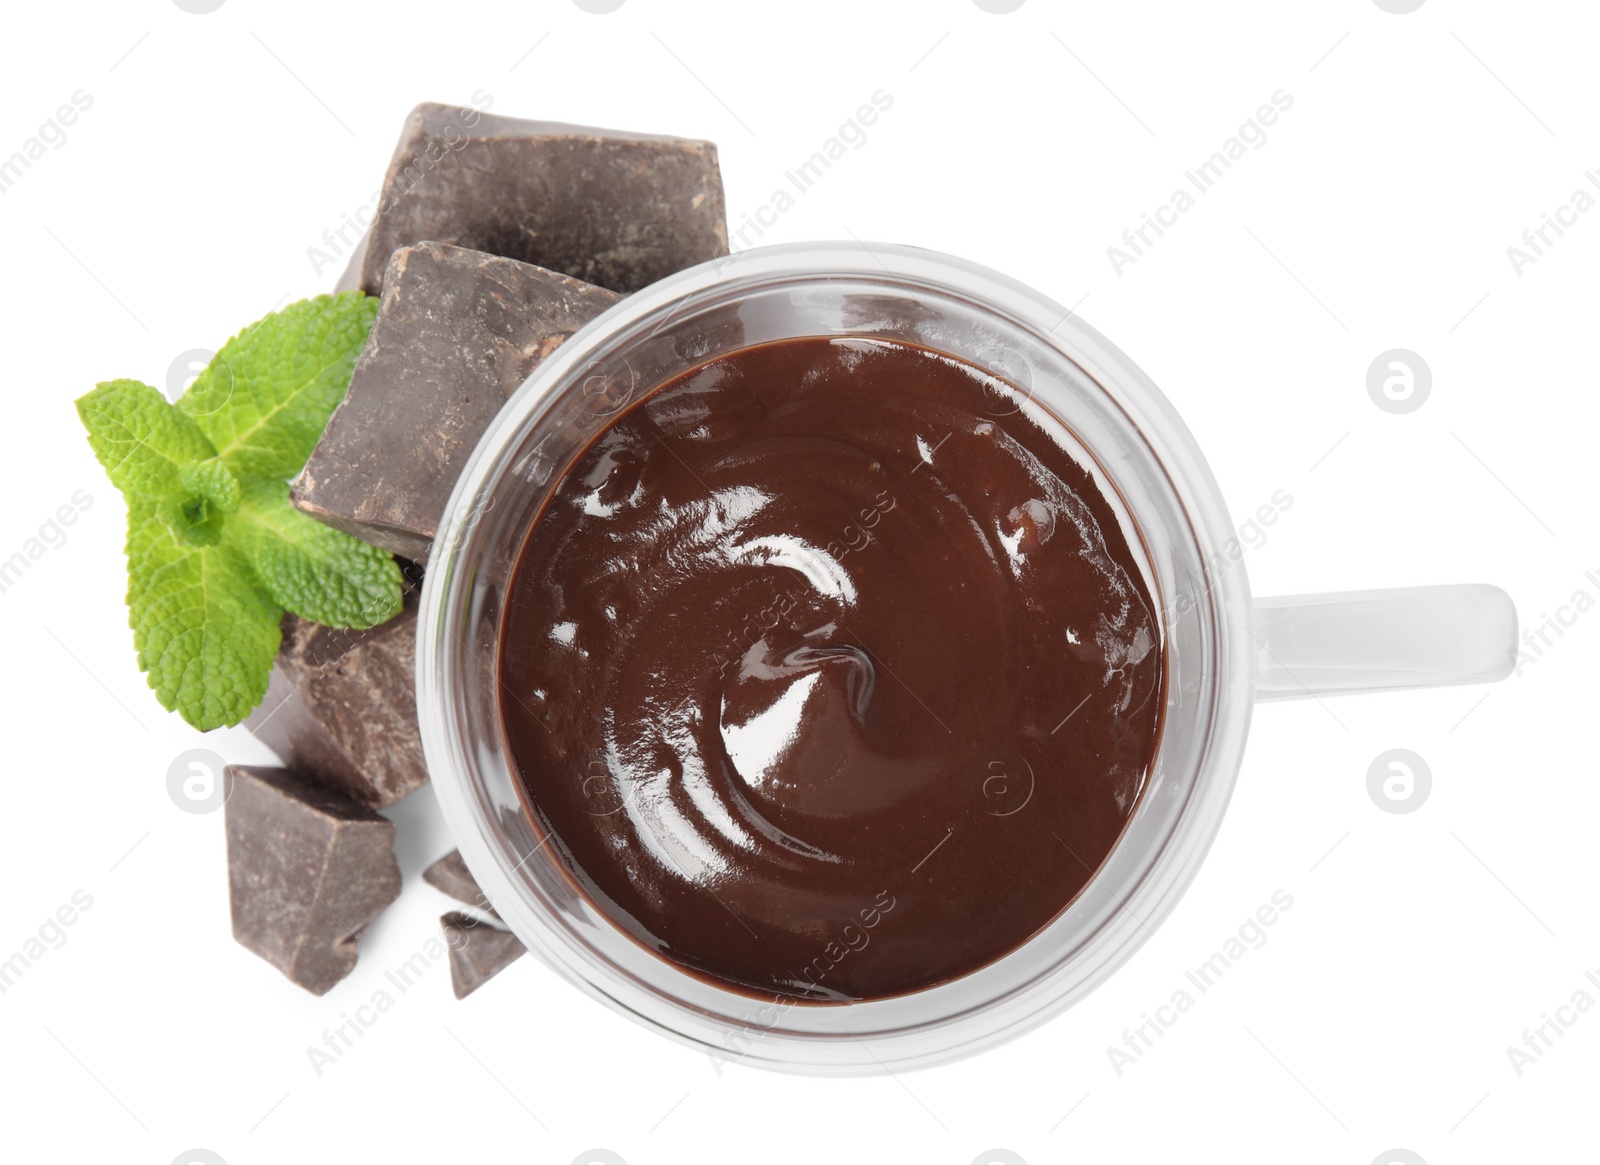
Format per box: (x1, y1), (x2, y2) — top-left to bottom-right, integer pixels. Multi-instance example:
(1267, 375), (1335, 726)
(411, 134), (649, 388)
(292, 243), (620, 562)
(360, 103), (728, 297)
(440, 912), (526, 999)
(244, 588), (426, 810)
(225, 765), (401, 996)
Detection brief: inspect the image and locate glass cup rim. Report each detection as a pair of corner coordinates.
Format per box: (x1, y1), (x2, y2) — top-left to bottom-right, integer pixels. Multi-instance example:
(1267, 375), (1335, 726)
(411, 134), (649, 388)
(417, 240), (1256, 1075)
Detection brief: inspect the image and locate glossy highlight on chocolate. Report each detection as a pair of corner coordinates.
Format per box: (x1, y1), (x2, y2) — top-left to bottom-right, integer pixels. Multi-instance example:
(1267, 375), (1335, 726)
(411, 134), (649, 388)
(497, 335), (1163, 1001)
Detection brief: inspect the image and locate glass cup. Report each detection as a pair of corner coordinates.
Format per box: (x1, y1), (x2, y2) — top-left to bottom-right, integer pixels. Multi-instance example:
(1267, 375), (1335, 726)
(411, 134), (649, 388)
(416, 241), (1516, 1075)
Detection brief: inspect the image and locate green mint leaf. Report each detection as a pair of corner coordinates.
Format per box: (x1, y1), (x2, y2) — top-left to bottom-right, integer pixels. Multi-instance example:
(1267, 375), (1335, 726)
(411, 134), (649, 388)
(81, 294), (391, 731)
(76, 379), (217, 502)
(181, 291), (379, 482)
(125, 500), (283, 730)
(170, 494), (225, 548)
(226, 478), (402, 629)
(178, 457), (242, 515)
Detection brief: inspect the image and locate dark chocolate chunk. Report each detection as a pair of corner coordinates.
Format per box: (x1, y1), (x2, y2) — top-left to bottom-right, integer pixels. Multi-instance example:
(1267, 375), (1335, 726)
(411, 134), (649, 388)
(423, 849), (499, 919)
(440, 912), (526, 999)
(359, 103), (728, 297)
(225, 765), (401, 996)
(292, 242), (620, 561)
(244, 588), (426, 810)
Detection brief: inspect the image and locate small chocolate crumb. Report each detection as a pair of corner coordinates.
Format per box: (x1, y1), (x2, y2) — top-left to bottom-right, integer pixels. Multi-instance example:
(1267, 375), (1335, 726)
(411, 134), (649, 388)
(440, 912), (526, 999)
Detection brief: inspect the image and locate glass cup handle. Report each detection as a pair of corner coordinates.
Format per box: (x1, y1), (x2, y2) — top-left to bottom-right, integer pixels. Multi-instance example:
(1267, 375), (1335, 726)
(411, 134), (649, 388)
(1251, 584), (1518, 700)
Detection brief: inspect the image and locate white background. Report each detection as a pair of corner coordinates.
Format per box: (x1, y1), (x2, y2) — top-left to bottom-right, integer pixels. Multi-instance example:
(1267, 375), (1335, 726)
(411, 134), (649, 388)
(1, 1), (1595, 1162)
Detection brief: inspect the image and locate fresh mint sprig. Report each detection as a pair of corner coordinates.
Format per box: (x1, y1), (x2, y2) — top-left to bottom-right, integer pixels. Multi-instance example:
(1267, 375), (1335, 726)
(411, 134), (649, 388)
(75, 292), (401, 730)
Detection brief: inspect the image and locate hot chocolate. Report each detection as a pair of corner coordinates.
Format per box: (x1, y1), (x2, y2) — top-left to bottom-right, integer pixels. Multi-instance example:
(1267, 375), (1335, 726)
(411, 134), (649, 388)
(498, 335), (1163, 1000)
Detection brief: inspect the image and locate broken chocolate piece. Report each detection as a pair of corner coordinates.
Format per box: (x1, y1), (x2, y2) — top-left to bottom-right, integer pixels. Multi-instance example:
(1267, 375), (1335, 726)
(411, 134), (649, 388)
(440, 912), (526, 999)
(424, 849), (499, 918)
(292, 242), (620, 561)
(244, 588), (426, 809)
(359, 103), (728, 297)
(225, 765), (401, 996)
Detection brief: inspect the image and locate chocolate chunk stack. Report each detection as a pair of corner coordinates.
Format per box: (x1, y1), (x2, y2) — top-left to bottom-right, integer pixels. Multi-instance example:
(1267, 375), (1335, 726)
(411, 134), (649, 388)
(226, 100), (727, 998)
